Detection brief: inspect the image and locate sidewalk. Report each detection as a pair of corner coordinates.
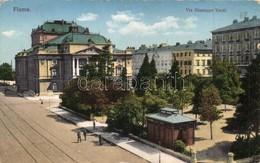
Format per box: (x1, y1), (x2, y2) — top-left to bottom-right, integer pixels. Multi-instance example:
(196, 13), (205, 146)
(50, 107), (186, 163)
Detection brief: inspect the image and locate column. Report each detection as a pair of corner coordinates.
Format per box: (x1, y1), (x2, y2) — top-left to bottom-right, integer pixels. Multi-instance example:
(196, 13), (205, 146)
(72, 58), (75, 78)
(77, 58), (80, 76)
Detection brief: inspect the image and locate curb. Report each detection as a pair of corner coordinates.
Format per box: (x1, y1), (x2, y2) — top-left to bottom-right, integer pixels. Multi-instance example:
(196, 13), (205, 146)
(52, 106), (188, 163)
(51, 107), (151, 162)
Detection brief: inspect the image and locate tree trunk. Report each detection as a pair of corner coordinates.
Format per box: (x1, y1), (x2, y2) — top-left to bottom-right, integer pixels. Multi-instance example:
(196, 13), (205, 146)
(210, 122), (213, 140)
(255, 125), (259, 138)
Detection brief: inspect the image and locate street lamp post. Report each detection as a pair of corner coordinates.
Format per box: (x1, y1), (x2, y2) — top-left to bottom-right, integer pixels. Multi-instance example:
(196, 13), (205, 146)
(158, 141), (161, 163)
(174, 71), (178, 91)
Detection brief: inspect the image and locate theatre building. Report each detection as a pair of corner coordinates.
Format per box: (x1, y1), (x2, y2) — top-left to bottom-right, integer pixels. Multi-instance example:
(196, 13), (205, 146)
(146, 108), (196, 148)
(15, 20), (132, 96)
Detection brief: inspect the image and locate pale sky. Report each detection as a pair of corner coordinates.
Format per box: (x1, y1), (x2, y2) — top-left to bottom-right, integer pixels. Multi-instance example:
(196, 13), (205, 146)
(0, 0), (260, 66)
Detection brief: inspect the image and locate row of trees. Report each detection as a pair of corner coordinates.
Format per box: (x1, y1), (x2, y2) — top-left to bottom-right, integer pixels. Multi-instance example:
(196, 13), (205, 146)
(229, 54), (260, 159)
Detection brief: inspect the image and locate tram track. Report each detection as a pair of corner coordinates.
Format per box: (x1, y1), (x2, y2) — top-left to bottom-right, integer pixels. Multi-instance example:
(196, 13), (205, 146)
(0, 95), (91, 163)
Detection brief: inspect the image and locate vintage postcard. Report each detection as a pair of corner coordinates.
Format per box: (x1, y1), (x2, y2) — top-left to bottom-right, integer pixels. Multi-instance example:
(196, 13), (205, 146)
(0, 0), (259, 163)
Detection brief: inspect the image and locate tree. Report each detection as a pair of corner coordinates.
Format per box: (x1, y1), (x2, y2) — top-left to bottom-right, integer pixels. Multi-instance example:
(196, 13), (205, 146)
(149, 57), (157, 78)
(81, 46), (113, 80)
(136, 54), (151, 96)
(232, 54), (260, 137)
(211, 57), (242, 110)
(107, 94), (143, 134)
(120, 67), (127, 83)
(191, 76), (212, 119)
(136, 54), (158, 96)
(173, 89), (194, 114)
(0, 63), (14, 81)
(200, 84), (222, 139)
(107, 92), (168, 136)
(168, 57), (181, 90)
(97, 47), (114, 79)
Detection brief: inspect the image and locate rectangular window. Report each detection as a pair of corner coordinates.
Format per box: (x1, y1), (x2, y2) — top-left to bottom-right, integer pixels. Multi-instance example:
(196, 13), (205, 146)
(52, 83), (58, 91)
(196, 69), (200, 74)
(52, 60), (58, 65)
(215, 46), (219, 53)
(245, 31), (250, 39)
(229, 33), (233, 41)
(203, 69), (206, 75)
(116, 66), (122, 75)
(202, 60), (205, 66)
(237, 56), (241, 63)
(207, 60), (211, 66)
(52, 69), (57, 76)
(222, 45), (226, 53)
(222, 34), (226, 41)
(237, 44), (242, 52)
(246, 42), (250, 50)
(196, 60), (200, 66)
(255, 30), (259, 38)
(237, 32), (242, 40)
(229, 44), (233, 53)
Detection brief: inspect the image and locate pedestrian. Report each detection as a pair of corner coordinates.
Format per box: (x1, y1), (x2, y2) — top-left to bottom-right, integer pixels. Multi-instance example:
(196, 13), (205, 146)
(98, 134), (102, 146)
(93, 119), (96, 130)
(82, 129), (87, 141)
(41, 99), (43, 104)
(77, 131), (81, 143)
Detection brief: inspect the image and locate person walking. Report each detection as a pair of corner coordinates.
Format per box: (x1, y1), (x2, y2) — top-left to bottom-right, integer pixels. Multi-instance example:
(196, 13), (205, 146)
(98, 134), (102, 146)
(82, 129), (87, 141)
(77, 131), (81, 143)
(93, 119), (96, 130)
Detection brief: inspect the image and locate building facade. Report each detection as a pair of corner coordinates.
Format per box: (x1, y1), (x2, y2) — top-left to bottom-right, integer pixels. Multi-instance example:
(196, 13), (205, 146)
(132, 43), (174, 76)
(132, 41), (212, 77)
(211, 16), (260, 73)
(15, 20), (132, 96)
(112, 47), (133, 78)
(173, 40), (212, 77)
